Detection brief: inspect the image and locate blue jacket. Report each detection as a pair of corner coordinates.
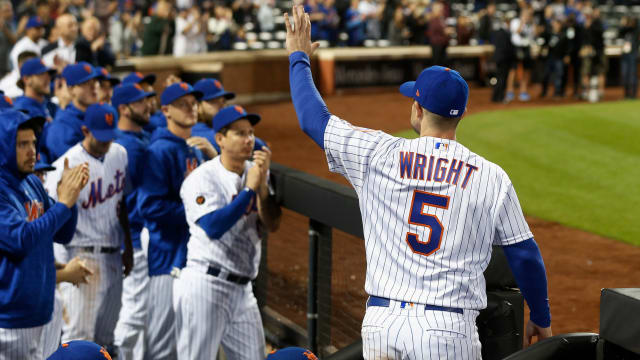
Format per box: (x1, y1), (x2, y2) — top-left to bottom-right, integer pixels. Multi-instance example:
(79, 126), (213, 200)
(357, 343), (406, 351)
(137, 127), (204, 276)
(0, 111), (78, 328)
(44, 103), (85, 162)
(115, 129), (151, 249)
(191, 122), (268, 157)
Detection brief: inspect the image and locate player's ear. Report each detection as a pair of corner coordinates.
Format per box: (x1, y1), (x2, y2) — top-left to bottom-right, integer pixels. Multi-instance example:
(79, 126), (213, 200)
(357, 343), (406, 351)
(81, 125), (90, 137)
(215, 132), (224, 149)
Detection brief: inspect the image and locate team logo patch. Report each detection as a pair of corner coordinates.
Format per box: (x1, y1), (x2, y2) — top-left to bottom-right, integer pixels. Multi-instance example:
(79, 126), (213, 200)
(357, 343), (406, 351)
(214, 80), (222, 89)
(101, 68), (108, 75)
(180, 82), (189, 90)
(104, 112), (114, 126)
(449, 109), (459, 116)
(196, 196), (205, 205)
(134, 83), (142, 90)
(416, 89), (420, 97)
(135, 71), (143, 78)
(4, 96), (12, 105)
(435, 142), (448, 150)
(234, 105), (245, 114)
(83, 64), (92, 73)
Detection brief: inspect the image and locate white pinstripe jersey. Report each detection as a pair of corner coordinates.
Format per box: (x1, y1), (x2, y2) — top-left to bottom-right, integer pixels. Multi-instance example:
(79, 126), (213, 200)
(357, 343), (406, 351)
(324, 116), (532, 310)
(180, 157), (263, 279)
(45, 143), (128, 248)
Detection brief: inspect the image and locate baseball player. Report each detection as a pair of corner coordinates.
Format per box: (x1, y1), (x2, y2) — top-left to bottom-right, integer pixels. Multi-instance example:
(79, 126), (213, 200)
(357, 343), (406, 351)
(0, 109), (85, 360)
(122, 71), (165, 132)
(44, 62), (103, 161)
(174, 105), (281, 360)
(111, 83), (156, 360)
(192, 78), (269, 155)
(285, 6), (552, 359)
(0, 93), (14, 110)
(137, 82), (208, 360)
(44, 103), (134, 347)
(14, 57), (57, 122)
(96, 67), (121, 104)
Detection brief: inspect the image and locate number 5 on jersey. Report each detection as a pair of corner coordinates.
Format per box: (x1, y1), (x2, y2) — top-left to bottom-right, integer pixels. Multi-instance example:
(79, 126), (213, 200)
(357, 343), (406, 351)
(406, 190), (450, 256)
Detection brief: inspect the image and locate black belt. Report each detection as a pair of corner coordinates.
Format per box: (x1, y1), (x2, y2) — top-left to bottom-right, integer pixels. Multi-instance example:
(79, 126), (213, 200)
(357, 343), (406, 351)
(367, 296), (463, 314)
(77, 246), (120, 254)
(207, 266), (251, 285)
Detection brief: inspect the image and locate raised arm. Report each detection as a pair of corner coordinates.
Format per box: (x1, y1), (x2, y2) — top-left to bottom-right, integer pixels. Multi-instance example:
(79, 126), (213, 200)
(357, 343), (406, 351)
(286, 6), (331, 148)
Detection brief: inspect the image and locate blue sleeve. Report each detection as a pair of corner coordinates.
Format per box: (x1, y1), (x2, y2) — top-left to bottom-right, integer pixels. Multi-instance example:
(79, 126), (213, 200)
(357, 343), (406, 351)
(137, 148), (185, 228)
(53, 203), (77, 245)
(289, 51), (331, 149)
(196, 188), (255, 239)
(0, 201), (72, 258)
(502, 238), (551, 327)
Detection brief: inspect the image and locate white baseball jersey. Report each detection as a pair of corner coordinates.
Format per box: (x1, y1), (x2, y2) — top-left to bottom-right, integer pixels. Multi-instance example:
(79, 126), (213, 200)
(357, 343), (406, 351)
(45, 143), (128, 248)
(180, 156), (262, 279)
(324, 116), (532, 310)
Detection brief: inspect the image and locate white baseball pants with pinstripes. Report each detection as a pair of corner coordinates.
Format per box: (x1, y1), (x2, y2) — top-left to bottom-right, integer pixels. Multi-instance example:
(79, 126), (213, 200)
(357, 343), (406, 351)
(361, 301), (481, 360)
(173, 266), (265, 360)
(60, 247), (123, 345)
(114, 246), (149, 360)
(41, 291), (64, 358)
(0, 326), (45, 360)
(144, 274), (177, 360)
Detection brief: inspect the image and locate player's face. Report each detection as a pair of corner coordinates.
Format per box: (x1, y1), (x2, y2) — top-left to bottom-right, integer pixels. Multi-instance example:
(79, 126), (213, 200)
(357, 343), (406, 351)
(26, 72), (52, 96)
(199, 97), (226, 124)
(96, 80), (113, 103)
(127, 97), (151, 126)
(16, 129), (37, 174)
(217, 119), (255, 160)
(71, 79), (98, 108)
(166, 94), (198, 129)
(87, 132), (112, 157)
(142, 83), (158, 111)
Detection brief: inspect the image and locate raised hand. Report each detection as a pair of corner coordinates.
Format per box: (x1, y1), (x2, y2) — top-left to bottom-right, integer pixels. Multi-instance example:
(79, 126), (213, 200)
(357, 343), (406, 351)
(57, 158), (90, 208)
(187, 136), (218, 159)
(284, 5), (320, 56)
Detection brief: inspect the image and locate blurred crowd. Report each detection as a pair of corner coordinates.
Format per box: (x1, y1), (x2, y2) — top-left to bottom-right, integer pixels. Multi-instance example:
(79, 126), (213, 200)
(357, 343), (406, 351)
(0, 0), (639, 99)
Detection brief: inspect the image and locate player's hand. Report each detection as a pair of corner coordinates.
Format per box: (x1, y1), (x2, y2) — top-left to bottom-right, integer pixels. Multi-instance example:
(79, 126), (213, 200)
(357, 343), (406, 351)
(252, 147), (271, 199)
(57, 159), (90, 208)
(524, 320), (552, 348)
(122, 245), (134, 277)
(284, 5), (320, 56)
(59, 257), (93, 286)
(246, 162), (263, 192)
(187, 136), (218, 159)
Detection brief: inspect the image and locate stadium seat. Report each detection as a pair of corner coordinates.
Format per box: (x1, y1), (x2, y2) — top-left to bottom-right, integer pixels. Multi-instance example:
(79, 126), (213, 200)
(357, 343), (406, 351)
(233, 42), (248, 50)
(259, 32), (273, 41)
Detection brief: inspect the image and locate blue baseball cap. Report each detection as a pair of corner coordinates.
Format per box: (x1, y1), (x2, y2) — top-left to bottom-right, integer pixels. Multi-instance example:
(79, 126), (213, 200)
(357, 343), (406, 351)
(0, 94), (13, 110)
(85, 103), (118, 142)
(96, 67), (120, 86)
(399, 66), (469, 118)
(20, 57), (56, 78)
(267, 347), (318, 360)
(122, 71), (156, 86)
(62, 62), (103, 86)
(112, 83), (155, 109)
(25, 16), (44, 30)
(47, 340), (112, 360)
(212, 105), (260, 133)
(194, 78), (235, 101)
(160, 82), (202, 106)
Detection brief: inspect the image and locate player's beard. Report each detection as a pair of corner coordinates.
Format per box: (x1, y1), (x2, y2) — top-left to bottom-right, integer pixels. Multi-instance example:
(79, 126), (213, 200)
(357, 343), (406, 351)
(129, 106), (150, 127)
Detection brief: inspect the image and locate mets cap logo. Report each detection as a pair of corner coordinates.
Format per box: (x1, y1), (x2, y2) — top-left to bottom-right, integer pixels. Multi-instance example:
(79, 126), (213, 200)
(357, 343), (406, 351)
(234, 105), (245, 114)
(104, 112), (114, 126)
(83, 64), (92, 73)
(100, 347), (112, 360)
(213, 80), (222, 89)
(135, 71), (143, 78)
(101, 68), (108, 76)
(180, 82), (189, 90)
(416, 89), (420, 97)
(4, 96), (12, 105)
(196, 196), (205, 205)
(134, 83), (142, 90)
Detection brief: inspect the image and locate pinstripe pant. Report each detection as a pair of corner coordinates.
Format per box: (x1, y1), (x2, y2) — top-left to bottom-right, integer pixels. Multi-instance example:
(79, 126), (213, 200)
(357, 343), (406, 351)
(173, 266), (265, 360)
(114, 247), (149, 360)
(60, 248), (123, 346)
(0, 326), (45, 360)
(41, 291), (64, 358)
(361, 301), (481, 360)
(144, 274), (177, 360)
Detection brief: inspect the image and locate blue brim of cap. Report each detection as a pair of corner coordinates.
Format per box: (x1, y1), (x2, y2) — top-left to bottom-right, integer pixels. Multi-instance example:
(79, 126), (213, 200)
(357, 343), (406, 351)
(245, 113), (260, 125)
(142, 74), (156, 85)
(107, 78), (121, 86)
(201, 91), (236, 101)
(399, 81), (416, 99)
(91, 129), (117, 142)
(34, 163), (56, 171)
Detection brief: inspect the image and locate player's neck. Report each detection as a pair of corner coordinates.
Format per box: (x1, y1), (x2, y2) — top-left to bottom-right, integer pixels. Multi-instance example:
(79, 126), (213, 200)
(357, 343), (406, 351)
(219, 153), (245, 175)
(167, 120), (191, 140)
(118, 117), (142, 132)
(25, 88), (44, 103)
(419, 125), (457, 141)
(72, 99), (88, 113)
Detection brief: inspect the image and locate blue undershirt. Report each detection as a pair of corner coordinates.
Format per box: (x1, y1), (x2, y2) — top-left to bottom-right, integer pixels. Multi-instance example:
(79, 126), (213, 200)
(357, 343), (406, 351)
(196, 188), (256, 239)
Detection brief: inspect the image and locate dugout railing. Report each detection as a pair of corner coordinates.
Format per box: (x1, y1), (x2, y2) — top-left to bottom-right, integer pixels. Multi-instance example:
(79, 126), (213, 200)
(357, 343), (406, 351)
(256, 163), (526, 359)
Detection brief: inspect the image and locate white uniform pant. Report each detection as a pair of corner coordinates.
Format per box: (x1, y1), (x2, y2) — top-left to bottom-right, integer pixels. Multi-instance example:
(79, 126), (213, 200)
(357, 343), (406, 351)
(173, 266), (265, 360)
(60, 247), (123, 345)
(41, 291), (64, 358)
(114, 246), (149, 360)
(0, 326), (45, 360)
(361, 300), (481, 360)
(145, 274), (177, 360)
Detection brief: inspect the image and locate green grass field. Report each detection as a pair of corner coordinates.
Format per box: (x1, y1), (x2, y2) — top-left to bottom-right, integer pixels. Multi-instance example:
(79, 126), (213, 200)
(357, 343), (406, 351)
(395, 101), (640, 246)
